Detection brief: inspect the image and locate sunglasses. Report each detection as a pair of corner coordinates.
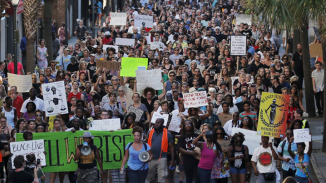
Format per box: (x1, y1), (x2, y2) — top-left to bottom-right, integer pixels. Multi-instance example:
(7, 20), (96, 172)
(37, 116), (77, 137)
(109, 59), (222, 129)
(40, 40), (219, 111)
(118, 90), (123, 92)
(112, 79), (118, 81)
(32, 78), (36, 79)
(195, 71), (200, 73)
(72, 76), (77, 78)
(169, 75), (175, 77)
(216, 133), (223, 135)
(51, 65), (56, 66)
(286, 133), (293, 135)
(36, 114), (42, 117)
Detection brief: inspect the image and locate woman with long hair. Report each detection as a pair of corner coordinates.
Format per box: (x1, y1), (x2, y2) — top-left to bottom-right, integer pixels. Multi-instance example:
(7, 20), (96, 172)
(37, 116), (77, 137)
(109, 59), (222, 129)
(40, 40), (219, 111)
(77, 61), (90, 81)
(36, 39), (48, 70)
(58, 22), (67, 44)
(23, 102), (36, 121)
(26, 119), (37, 133)
(15, 119), (26, 133)
(163, 57), (174, 71)
(287, 97), (299, 128)
(0, 97), (17, 129)
(227, 132), (250, 183)
(290, 86), (305, 113)
(239, 116), (254, 130)
(221, 67), (231, 89)
(121, 113), (136, 129)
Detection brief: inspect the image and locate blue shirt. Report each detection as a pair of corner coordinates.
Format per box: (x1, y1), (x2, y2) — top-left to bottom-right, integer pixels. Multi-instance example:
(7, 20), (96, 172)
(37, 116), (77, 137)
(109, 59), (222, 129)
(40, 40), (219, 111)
(20, 37), (26, 51)
(126, 143), (151, 170)
(294, 153), (310, 178)
(277, 139), (297, 171)
(97, 2), (102, 13)
(247, 46), (255, 56)
(280, 82), (291, 89)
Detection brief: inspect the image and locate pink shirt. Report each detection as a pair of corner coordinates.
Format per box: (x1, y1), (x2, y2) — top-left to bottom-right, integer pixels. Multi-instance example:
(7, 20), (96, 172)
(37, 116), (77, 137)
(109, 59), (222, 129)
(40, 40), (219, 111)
(198, 142), (218, 170)
(8, 62), (23, 75)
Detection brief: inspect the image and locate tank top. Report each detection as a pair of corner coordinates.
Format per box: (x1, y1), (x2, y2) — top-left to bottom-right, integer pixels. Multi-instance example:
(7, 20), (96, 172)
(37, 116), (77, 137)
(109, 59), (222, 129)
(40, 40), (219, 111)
(2, 107), (15, 129)
(165, 80), (172, 92)
(78, 144), (97, 169)
(198, 142), (217, 170)
(68, 92), (82, 102)
(230, 145), (246, 169)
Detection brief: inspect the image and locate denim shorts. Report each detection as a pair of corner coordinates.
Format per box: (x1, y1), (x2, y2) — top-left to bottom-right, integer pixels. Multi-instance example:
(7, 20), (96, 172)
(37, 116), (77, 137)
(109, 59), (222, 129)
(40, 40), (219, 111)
(230, 167), (247, 174)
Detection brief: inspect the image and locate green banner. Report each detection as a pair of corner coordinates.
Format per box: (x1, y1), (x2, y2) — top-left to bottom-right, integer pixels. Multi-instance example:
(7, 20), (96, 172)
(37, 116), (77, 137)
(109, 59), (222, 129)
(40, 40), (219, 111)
(16, 130), (133, 172)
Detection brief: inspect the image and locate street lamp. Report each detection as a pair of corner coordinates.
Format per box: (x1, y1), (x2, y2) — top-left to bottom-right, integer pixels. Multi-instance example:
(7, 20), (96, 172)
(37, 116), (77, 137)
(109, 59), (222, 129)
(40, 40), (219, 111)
(12, 0), (20, 74)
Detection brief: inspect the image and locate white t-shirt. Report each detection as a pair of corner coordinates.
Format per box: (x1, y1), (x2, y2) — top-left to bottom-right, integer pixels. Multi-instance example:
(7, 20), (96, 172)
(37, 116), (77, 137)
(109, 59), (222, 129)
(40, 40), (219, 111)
(251, 145), (277, 173)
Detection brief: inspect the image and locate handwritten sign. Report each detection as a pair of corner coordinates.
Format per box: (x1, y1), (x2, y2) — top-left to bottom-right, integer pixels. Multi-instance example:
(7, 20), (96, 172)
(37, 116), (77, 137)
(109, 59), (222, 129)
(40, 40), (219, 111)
(120, 57), (148, 77)
(183, 91), (208, 108)
(136, 70), (163, 91)
(8, 73), (32, 93)
(293, 128), (311, 143)
(236, 14), (252, 25)
(103, 45), (119, 53)
(42, 81), (68, 117)
(134, 15), (153, 28)
(150, 42), (161, 50)
(89, 119), (121, 131)
(128, 106), (144, 122)
(217, 140), (230, 152)
(310, 44), (323, 58)
(230, 36), (247, 56)
(151, 112), (169, 126)
(116, 38), (135, 46)
(168, 111), (181, 133)
(10, 140), (46, 168)
(96, 59), (121, 70)
(110, 13), (127, 25)
(231, 128), (261, 155)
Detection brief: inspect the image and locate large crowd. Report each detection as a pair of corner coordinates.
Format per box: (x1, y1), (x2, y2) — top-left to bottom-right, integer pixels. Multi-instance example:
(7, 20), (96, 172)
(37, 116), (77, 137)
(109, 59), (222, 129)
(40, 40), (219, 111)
(0, 0), (324, 183)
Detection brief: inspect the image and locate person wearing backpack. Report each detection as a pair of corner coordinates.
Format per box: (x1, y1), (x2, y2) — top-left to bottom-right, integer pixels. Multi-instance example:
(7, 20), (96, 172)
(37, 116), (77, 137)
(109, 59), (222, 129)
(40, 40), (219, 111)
(121, 126), (153, 183)
(277, 129), (297, 180)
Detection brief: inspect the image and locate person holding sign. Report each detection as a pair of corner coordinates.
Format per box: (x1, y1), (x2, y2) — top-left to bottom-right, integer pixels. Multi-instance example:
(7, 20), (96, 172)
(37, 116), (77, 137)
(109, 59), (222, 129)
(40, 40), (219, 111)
(75, 132), (103, 183)
(288, 136), (312, 183)
(8, 155), (39, 183)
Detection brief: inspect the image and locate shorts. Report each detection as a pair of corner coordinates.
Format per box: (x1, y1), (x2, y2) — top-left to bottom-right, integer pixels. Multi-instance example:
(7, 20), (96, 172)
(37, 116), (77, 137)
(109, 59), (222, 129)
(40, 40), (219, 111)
(178, 162), (184, 171)
(147, 158), (168, 183)
(229, 167), (247, 174)
(295, 175), (309, 183)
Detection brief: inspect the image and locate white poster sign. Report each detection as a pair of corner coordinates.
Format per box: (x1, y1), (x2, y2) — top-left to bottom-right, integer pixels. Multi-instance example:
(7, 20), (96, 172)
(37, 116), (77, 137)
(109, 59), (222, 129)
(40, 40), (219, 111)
(116, 38), (135, 46)
(151, 112), (169, 126)
(293, 128), (311, 143)
(134, 15), (153, 28)
(110, 13), (127, 25)
(145, 36), (151, 44)
(89, 119), (121, 131)
(150, 42), (161, 50)
(168, 110), (181, 133)
(136, 69), (163, 90)
(10, 140), (46, 168)
(103, 45), (119, 53)
(230, 36), (247, 56)
(183, 91), (208, 108)
(8, 73), (32, 93)
(236, 14), (252, 25)
(42, 81), (68, 117)
(231, 128), (261, 155)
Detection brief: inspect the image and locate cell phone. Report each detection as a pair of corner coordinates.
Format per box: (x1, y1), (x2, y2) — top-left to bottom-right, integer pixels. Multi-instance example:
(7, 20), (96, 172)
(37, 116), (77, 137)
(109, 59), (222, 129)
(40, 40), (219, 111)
(37, 159), (40, 165)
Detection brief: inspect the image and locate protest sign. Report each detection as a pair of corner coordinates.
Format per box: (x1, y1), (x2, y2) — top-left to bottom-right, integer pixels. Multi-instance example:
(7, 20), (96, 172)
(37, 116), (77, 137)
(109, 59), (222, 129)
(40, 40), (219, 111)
(168, 111), (181, 133)
(151, 112), (169, 126)
(310, 43), (323, 57)
(257, 92), (289, 138)
(47, 116), (56, 132)
(231, 128), (261, 155)
(150, 42), (161, 50)
(42, 81), (68, 117)
(109, 13), (127, 25)
(134, 15), (153, 28)
(145, 36), (151, 44)
(8, 73), (32, 93)
(293, 128), (311, 143)
(116, 38), (135, 46)
(236, 14), (252, 25)
(230, 36), (247, 56)
(217, 140), (230, 152)
(183, 91), (208, 108)
(136, 69), (163, 90)
(96, 59), (121, 70)
(120, 57), (148, 77)
(128, 106), (144, 122)
(103, 45), (119, 53)
(16, 130), (133, 172)
(10, 140), (46, 168)
(89, 119), (121, 131)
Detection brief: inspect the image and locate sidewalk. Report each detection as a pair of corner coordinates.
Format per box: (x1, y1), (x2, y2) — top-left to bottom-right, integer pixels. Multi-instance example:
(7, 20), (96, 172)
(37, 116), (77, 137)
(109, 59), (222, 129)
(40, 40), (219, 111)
(311, 150), (326, 183)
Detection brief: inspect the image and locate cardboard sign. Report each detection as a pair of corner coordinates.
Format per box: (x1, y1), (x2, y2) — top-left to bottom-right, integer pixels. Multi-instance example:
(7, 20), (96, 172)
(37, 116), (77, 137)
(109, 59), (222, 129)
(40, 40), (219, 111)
(236, 14), (252, 25)
(230, 36), (247, 56)
(136, 69), (163, 90)
(217, 140), (230, 152)
(42, 81), (68, 117)
(134, 15), (153, 28)
(8, 73), (32, 93)
(89, 119), (121, 131)
(231, 128), (261, 155)
(183, 91), (208, 108)
(116, 38), (135, 46)
(310, 43), (323, 58)
(120, 57), (148, 77)
(96, 59), (121, 70)
(110, 13), (127, 25)
(150, 42), (161, 50)
(128, 106), (144, 122)
(10, 140), (46, 168)
(293, 128), (311, 143)
(151, 112), (169, 126)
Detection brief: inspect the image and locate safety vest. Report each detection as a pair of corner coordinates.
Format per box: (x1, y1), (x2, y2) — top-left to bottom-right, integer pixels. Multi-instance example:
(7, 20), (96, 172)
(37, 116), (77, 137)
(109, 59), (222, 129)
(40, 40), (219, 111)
(302, 119), (307, 129)
(148, 128), (168, 160)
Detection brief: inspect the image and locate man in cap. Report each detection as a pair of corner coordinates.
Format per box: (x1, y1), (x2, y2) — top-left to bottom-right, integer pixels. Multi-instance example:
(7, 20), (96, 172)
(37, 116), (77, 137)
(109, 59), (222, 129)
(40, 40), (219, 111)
(66, 56), (79, 74)
(74, 20), (87, 42)
(102, 31), (113, 45)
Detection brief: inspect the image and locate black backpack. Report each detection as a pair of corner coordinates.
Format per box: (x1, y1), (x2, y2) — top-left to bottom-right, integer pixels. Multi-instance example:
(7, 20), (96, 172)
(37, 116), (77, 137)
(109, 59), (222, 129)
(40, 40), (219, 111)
(127, 142), (148, 151)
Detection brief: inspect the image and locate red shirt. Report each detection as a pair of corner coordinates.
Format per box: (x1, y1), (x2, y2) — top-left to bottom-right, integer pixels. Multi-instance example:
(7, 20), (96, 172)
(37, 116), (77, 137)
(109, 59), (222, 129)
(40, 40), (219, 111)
(68, 92), (82, 102)
(8, 62), (23, 75)
(102, 37), (113, 45)
(13, 95), (24, 118)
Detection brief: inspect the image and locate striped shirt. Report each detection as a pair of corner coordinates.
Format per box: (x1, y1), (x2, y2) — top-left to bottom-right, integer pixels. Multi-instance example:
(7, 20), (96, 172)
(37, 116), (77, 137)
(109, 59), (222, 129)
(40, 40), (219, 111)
(239, 111), (258, 122)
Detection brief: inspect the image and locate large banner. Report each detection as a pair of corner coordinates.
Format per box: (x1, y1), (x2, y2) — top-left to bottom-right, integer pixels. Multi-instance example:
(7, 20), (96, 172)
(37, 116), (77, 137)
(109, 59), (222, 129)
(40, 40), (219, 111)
(110, 13), (127, 25)
(257, 92), (289, 138)
(42, 81), (68, 117)
(16, 130), (133, 172)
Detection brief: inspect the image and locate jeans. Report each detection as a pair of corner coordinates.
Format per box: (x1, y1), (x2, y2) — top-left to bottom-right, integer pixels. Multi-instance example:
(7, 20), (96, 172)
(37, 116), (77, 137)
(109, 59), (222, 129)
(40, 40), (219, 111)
(198, 167), (212, 183)
(127, 168), (148, 183)
(211, 178), (228, 183)
(295, 175), (309, 183)
(282, 169), (296, 180)
(315, 91), (324, 114)
(183, 159), (199, 183)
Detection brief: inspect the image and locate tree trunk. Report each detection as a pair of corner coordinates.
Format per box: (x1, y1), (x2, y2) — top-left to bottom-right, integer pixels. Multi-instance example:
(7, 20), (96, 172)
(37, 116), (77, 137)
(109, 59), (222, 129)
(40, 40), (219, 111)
(300, 21), (316, 117)
(322, 40), (326, 152)
(26, 38), (35, 73)
(43, 0), (54, 61)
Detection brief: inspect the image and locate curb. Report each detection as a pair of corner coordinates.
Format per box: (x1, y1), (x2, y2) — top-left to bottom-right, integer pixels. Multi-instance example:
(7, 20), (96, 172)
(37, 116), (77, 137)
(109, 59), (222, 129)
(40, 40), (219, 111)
(310, 153), (325, 183)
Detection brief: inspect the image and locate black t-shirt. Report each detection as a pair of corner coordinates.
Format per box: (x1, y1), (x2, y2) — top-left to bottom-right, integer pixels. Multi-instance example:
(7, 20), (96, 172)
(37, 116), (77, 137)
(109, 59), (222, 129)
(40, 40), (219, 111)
(177, 133), (198, 162)
(67, 63), (79, 73)
(250, 62), (264, 76)
(188, 76), (205, 87)
(240, 29), (252, 39)
(9, 171), (34, 183)
(287, 38), (293, 53)
(272, 84), (283, 94)
(87, 62), (97, 79)
(292, 52), (303, 76)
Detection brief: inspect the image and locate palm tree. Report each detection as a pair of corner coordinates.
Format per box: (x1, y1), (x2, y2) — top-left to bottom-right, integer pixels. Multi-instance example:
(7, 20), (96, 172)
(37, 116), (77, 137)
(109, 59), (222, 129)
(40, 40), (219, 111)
(23, 0), (40, 73)
(43, 0), (54, 61)
(0, 1), (10, 18)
